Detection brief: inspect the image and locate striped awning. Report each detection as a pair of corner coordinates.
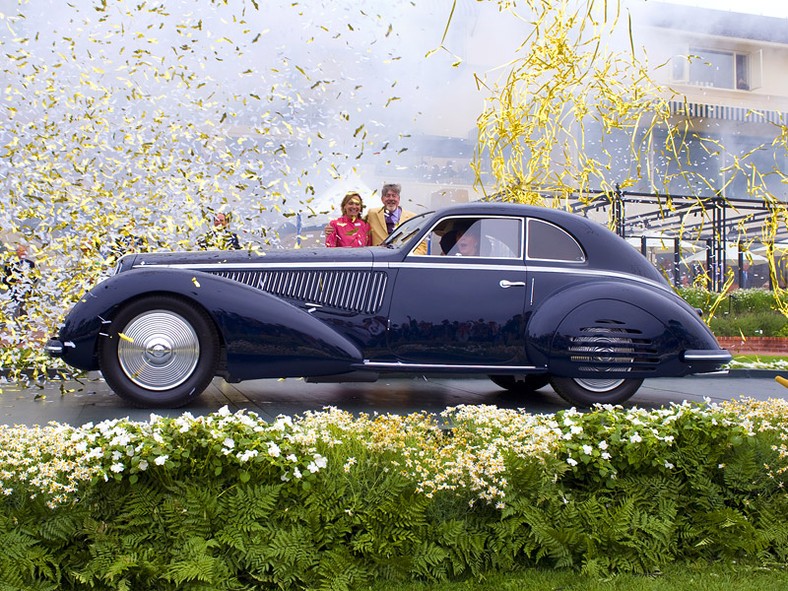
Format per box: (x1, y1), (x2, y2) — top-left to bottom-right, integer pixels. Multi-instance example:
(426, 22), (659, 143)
(669, 100), (787, 125)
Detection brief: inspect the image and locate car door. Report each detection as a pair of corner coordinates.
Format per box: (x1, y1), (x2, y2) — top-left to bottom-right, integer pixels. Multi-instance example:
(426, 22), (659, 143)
(386, 216), (528, 365)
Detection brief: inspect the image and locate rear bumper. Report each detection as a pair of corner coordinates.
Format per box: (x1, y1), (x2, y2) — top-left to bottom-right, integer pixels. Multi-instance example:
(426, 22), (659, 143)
(682, 349), (733, 363)
(681, 348), (732, 373)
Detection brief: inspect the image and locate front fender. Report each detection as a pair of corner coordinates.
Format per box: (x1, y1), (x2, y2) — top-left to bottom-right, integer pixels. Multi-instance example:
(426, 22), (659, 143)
(56, 268), (363, 379)
(526, 281), (724, 378)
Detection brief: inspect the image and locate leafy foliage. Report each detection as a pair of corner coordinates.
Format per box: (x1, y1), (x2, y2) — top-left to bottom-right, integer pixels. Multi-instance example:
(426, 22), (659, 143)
(2, 400), (788, 589)
(675, 287), (788, 336)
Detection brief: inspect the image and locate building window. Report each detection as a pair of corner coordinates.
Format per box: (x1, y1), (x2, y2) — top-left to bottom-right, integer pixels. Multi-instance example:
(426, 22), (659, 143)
(684, 47), (750, 90)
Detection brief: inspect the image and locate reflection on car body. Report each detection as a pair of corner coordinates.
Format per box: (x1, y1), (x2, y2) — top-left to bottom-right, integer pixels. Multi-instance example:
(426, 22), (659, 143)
(46, 203), (731, 408)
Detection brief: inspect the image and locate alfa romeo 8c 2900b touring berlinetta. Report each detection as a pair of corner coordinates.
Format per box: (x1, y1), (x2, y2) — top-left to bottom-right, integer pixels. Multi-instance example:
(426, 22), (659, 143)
(46, 203), (731, 408)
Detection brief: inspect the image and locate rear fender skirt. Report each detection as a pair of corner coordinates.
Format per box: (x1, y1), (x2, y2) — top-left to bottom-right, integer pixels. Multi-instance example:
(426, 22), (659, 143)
(56, 268), (363, 379)
(526, 281), (726, 378)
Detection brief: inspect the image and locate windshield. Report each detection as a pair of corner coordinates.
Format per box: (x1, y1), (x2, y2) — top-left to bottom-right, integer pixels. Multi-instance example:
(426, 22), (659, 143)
(381, 212), (433, 248)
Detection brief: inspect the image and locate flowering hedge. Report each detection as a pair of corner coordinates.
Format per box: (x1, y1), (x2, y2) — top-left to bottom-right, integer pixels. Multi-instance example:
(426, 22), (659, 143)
(2, 399), (788, 589)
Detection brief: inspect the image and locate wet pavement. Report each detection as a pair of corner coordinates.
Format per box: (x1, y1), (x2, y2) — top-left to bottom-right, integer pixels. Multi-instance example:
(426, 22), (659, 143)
(1, 370), (787, 426)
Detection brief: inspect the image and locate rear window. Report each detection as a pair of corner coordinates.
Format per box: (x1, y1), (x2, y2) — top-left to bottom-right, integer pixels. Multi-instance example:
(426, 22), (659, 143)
(526, 219), (585, 262)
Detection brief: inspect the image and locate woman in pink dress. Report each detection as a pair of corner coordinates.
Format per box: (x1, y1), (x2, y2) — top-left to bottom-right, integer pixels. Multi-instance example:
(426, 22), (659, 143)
(325, 192), (372, 248)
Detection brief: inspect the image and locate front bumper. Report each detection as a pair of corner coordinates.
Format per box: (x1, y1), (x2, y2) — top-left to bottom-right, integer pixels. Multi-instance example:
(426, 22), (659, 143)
(45, 338), (68, 358)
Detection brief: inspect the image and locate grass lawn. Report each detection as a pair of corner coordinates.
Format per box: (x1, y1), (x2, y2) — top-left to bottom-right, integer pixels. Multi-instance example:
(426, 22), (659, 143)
(733, 354), (788, 364)
(371, 562), (788, 591)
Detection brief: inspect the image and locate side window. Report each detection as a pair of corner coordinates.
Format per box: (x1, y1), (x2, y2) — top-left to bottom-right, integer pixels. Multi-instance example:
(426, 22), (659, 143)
(526, 219), (585, 262)
(415, 217), (522, 259)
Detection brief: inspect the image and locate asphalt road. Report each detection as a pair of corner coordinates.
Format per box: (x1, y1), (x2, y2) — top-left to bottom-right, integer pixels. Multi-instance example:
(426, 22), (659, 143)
(1, 371), (787, 427)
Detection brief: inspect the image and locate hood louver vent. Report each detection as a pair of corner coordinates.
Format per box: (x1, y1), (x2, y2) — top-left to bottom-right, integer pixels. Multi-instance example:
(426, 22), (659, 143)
(211, 269), (387, 315)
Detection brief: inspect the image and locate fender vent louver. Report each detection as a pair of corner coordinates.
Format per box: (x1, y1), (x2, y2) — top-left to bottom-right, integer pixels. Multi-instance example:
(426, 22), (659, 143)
(569, 326), (659, 372)
(211, 269), (387, 315)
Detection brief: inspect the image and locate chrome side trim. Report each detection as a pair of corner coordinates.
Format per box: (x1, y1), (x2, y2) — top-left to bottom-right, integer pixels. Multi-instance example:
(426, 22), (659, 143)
(387, 262), (667, 291)
(136, 260), (667, 291)
(525, 266), (669, 291)
(135, 261), (376, 270)
(388, 262), (526, 272)
(363, 360), (545, 372)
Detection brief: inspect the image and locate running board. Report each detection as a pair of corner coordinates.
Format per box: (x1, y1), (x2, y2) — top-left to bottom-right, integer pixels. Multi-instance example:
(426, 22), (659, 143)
(360, 361), (546, 373)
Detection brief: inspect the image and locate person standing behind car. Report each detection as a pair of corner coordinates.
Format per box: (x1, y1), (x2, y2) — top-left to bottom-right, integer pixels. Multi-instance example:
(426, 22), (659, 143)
(198, 211), (242, 250)
(325, 192), (371, 248)
(366, 183), (415, 245)
(2, 244), (37, 319)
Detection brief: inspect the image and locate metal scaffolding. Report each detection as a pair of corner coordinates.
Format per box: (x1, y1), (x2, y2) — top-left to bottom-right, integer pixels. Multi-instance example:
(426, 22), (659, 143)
(568, 187), (787, 292)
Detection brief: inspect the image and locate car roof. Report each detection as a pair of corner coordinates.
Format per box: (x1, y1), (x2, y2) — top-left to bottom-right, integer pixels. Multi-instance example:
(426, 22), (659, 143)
(421, 202), (667, 284)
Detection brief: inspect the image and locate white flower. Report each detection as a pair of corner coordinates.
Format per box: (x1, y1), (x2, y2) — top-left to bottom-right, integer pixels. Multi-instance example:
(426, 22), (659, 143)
(582, 445), (593, 456)
(664, 461), (675, 469)
(306, 454), (328, 474)
(630, 432), (642, 443)
(237, 449), (258, 463)
(286, 454), (298, 462)
(110, 463), (124, 473)
(268, 442), (281, 458)
(598, 440), (608, 450)
(601, 452), (611, 460)
(343, 457), (357, 473)
(154, 455), (168, 466)
(110, 433), (131, 447)
(273, 416), (293, 431)
(567, 457), (578, 466)
(222, 438), (235, 449)
(138, 460), (149, 471)
(293, 467), (302, 479)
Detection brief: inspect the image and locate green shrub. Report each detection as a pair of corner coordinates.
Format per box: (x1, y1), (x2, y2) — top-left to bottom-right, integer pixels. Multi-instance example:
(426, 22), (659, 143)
(709, 311), (788, 337)
(1, 402), (788, 589)
(675, 287), (788, 336)
(676, 286), (717, 313)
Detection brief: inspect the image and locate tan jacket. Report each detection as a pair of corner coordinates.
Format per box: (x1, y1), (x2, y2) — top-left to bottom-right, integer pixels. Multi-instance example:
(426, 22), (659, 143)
(366, 207), (416, 246)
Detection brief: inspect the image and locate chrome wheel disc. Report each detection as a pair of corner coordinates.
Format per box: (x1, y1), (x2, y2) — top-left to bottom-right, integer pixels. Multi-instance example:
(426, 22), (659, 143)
(572, 377), (626, 392)
(117, 310), (200, 391)
(570, 329), (632, 392)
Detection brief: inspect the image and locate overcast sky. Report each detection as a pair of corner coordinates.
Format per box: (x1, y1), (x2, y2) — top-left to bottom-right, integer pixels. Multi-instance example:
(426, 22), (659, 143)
(666, 0), (788, 18)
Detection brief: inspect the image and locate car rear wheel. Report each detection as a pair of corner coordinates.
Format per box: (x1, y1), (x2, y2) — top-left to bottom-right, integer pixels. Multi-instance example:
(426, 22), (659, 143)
(549, 376), (643, 407)
(98, 295), (220, 408)
(489, 374), (550, 393)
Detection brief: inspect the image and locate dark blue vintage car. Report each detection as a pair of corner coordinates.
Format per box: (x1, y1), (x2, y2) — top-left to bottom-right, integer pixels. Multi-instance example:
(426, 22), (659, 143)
(46, 203), (731, 407)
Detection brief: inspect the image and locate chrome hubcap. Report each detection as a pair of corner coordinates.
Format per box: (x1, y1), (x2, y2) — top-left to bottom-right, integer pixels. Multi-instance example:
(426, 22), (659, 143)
(573, 377), (626, 392)
(571, 331), (631, 393)
(117, 310), (199, 391)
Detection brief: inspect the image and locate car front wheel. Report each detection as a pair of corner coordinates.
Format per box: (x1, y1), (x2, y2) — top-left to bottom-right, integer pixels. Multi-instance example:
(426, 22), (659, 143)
(549, 376), (643, 407)
(98, 295), (220, 408)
